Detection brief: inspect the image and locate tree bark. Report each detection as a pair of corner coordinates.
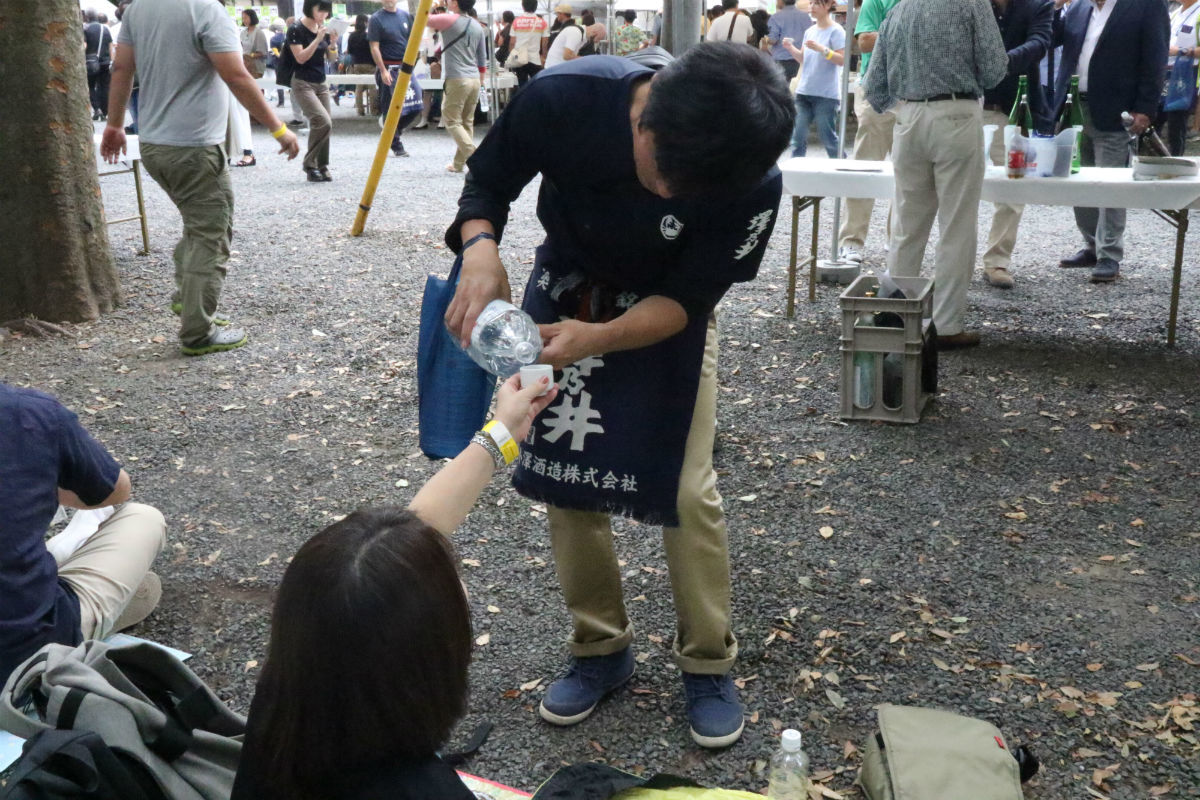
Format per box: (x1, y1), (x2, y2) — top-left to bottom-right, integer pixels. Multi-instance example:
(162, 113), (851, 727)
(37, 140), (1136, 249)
(0, 0), (120, 323)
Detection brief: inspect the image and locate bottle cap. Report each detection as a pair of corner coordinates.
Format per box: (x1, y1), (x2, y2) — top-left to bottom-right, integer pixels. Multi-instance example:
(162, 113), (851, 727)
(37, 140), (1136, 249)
(781, 729), (803, 751)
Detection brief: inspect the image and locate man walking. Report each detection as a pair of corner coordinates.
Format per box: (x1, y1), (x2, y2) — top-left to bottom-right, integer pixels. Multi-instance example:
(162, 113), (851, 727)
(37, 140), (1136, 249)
(978, 0), (1053, 290)
(370, 0), (415, 156)
(837, 0), (900, 265)
(864, 0), (1008, 349)
(1051, 0), (1169, 282)
(765, 0), (812, 80)
(444, 44), (793, 748)
(101, 0), (299, 357)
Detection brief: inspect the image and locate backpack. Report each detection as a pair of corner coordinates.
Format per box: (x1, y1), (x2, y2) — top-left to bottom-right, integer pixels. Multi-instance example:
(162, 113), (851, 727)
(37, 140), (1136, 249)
(275, 26), (297, 87)
(0, 641), (246, 800)
(2, 729), (163, 800)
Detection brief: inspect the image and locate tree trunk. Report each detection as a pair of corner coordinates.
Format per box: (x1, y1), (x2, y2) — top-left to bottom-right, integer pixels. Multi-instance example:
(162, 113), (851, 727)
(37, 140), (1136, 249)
(0, 0), (120, 324)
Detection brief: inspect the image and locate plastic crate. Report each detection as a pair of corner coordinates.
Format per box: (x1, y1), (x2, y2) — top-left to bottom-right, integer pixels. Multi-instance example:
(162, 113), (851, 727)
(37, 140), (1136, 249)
(838, 275), (936, 424)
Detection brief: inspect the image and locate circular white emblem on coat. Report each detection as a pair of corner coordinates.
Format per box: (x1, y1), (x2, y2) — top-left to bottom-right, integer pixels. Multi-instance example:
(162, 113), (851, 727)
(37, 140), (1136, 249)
(660, 215), (684, 240)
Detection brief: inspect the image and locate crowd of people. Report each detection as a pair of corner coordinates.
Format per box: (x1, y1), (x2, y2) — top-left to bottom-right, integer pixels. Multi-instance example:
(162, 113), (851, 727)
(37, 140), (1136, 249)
(6, 0), (1186, 794)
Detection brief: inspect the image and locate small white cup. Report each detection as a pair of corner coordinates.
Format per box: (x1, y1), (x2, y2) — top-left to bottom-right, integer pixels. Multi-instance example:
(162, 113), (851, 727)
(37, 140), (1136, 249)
(520, 364), (554, 396)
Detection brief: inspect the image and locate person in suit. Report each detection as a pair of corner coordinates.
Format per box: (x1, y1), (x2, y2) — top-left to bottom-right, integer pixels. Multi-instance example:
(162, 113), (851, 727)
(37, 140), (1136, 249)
(1051, 0), (1169, 283)
(978, 0), (1053, 291)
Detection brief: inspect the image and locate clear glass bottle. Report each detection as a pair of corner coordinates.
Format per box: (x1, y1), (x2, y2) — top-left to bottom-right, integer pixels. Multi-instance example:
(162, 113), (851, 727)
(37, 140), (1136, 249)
(463, 299), (542, 378)
(767, 729), (810, 800)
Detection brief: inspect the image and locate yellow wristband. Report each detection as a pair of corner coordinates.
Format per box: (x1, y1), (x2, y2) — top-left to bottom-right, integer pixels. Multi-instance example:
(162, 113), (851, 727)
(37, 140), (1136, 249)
(483, 420), (519, 466)
(271, 123), (289, 139)
(824, 48), (834, 61)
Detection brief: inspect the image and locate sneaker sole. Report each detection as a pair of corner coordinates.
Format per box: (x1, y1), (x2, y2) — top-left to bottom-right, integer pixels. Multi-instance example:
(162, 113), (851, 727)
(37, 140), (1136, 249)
(1090, 274), (1119, 283)
(181, 336), (247, 356)
(538, 667), (635, 727)
(690, 718), (745, 749)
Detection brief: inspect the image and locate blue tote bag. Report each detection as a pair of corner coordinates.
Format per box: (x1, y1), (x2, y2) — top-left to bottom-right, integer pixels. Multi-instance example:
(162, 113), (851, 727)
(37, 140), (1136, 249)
(417, 256), (496, 459)
(1164, 57), (1197, 112)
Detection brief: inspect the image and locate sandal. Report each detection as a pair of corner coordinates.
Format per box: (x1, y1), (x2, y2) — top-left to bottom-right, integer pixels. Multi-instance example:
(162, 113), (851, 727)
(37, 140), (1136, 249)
(234, 155), (257, 167)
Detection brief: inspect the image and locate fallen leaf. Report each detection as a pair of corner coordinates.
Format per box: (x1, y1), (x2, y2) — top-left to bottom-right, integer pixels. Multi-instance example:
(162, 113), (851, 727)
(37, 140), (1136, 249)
(930, 628), (954, 640)
(819, 526), (834, 539)
(738, 494), (758, 502)
(519, 678), (542, 691)
(932, 657), (951, 671)
(461, 558), (482, 567)
(244, 660), (258, 672)
(1135, 662), (1160, 672)
(1073, 747), (1105, 759)
(1005, 511), (1028, 521)
(843, 740), (857, 759)
(486, 605), (501, 613)
(1087, 663), (1104, 672)
(889, 631), (907, 643)
(1175, 653), (1200, 667)
(825, 688), (846, 709)
(1092, 764), (1119, 787)
(475, 633), (490, 646)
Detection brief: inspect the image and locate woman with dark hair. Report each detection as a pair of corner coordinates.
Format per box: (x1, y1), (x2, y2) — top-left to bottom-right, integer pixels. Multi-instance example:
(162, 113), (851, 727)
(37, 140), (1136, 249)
(579, 9), (605, 56)
(749, 9), (770, 49)
(496, 9), (514, 65)
(287, 0), (336, 181)
(231, 374), (557, 800)
(347, 14), (377, 116)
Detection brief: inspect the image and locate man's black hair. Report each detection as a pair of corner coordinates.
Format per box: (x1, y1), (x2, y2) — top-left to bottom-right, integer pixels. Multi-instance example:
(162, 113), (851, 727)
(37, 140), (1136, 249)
(721, 0), (738, 10)
(640, 42), (793, 198)
(303, 0), (333, 17)
(782, 0), (797, 5)
(622, 9), (637, 23)
(457, 0), (477, 13)
(522, 0), (537, 11)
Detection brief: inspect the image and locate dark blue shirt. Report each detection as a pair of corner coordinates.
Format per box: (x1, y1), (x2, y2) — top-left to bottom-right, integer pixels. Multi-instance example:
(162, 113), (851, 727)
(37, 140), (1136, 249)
(368, 8), (413, 63)
(0, 385), (120, 682)
(447, 57), (783, 320)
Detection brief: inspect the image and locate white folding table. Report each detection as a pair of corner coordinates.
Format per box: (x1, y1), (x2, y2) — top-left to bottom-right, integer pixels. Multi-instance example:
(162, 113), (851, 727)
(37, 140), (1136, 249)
(781, 158), (1200, 345)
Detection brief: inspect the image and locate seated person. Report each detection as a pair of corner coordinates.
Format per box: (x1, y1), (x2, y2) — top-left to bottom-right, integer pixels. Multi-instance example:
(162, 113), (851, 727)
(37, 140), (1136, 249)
(0, 383), (166, 685)
(232, 373), (557, 800)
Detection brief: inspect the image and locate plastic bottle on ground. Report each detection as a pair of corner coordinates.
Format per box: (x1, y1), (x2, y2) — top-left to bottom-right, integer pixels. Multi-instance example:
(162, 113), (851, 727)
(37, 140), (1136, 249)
(767, 729), (810, 800)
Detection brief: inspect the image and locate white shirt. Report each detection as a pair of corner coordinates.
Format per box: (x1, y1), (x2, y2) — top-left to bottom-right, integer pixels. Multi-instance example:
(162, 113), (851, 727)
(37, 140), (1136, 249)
(705, 10), (753, 44)
(544, 22), (582, 68)
(1077, 0), (1118, 92)
(1170, 1), (1200, 65)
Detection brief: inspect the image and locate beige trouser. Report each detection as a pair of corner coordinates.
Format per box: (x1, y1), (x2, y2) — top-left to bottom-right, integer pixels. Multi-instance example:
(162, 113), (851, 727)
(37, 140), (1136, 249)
(547, 318), (737, 675)
(887, 99), (985, 337)
(350, 63), (378, 113)
(53, 503), (166, 640)
(981, 107), (1025, 272)
(291, 78), (333, 170)
(443, 76), (481, 170)
(839, 87), (896, 252)
(140, 143), (233, 348)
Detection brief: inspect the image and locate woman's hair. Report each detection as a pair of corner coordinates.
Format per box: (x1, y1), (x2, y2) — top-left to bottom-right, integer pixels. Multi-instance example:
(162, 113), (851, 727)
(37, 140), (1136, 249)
(303, 0), (333, 18)
(502, 10), (515, 23)
(249, 508), (472, 798)
(581, 10), (595, 25)
(243, 8), (259, 26)
(354, 13), (368, 31)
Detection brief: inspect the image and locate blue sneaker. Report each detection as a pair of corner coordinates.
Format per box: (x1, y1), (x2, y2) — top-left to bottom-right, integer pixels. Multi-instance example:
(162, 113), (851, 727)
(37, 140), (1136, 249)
(682, 672), (745, 748)
(538, 648), (635, 726)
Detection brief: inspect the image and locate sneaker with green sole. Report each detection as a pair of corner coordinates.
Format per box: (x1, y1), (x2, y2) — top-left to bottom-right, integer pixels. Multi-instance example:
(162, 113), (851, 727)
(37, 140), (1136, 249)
(180, 327), (247, 356)
(170, 302), (230, 326)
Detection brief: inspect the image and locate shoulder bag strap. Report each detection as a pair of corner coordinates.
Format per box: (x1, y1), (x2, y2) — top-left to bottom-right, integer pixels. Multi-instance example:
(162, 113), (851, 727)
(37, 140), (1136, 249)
(441, 20), (470, 56)
(727, 14), (737, 41)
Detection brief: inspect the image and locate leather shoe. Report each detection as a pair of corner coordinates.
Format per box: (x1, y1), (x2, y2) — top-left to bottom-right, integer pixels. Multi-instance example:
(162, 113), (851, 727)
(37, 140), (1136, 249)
(1059, 249), (1097, 268)
(305, 168), (324, 182)
(1090, 258), (1119, 282)
(936, 331), (981, 349)
(983, 266), (1015, 289)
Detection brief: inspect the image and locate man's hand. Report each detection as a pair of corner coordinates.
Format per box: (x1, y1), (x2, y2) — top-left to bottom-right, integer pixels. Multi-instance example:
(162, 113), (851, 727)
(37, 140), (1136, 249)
(1129, 112), (1151, 135)
(445, 242), (511, 347)
(538, 319), (608, 369)
(99, 124), (127, 163)
(276, 129), (301, 158)
(380, 66), (394, 86)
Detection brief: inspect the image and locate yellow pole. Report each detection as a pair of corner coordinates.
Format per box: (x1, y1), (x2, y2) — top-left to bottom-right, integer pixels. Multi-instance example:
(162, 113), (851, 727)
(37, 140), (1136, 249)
(351, 0), (435, 237)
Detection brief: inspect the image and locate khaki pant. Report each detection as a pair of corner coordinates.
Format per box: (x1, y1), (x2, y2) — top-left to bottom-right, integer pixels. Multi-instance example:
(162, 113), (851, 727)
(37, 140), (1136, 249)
(291, 78), (332, 170)
(981, 107), (1025, 272)
(887, 99), (985, 337)
(839, 88), (896, 252)
(350, 63), (378, 114)
(53, 503), (166, 640)
(442, 77), (481, 171)
(140, 143), (233, 348)
(547, 318), (737, 675)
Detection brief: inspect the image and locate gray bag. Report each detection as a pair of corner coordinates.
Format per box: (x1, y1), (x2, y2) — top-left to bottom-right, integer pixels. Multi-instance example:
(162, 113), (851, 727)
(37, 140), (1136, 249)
(0, 640), (245, 800)
(858, 704), (1026, 800)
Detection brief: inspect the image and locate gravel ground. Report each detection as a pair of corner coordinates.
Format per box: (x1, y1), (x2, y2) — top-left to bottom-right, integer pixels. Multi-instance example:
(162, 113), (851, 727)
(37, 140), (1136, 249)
(2, 104), (1198, 799)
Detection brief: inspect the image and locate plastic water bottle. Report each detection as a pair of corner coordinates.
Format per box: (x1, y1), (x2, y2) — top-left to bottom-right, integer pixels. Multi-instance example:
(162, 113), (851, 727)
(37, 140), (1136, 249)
(463, 299), (542, 378)
(767, 729), (810, 800)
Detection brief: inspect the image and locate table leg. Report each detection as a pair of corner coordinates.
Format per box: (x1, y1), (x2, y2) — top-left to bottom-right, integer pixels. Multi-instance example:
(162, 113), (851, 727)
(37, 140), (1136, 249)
(132, 160), (150, 255)
(808, 197), (821, 303)
(787, 196), (800, 317)
(1168, 209), (1188, 347)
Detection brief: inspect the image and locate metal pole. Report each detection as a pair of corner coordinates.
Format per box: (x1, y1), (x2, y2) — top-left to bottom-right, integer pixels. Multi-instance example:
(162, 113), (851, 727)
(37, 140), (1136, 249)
(487, 0), (497, 124)
(663, 0), (701, 57)
(828, 0), (857, 261)
(351, 0), (434, 236)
